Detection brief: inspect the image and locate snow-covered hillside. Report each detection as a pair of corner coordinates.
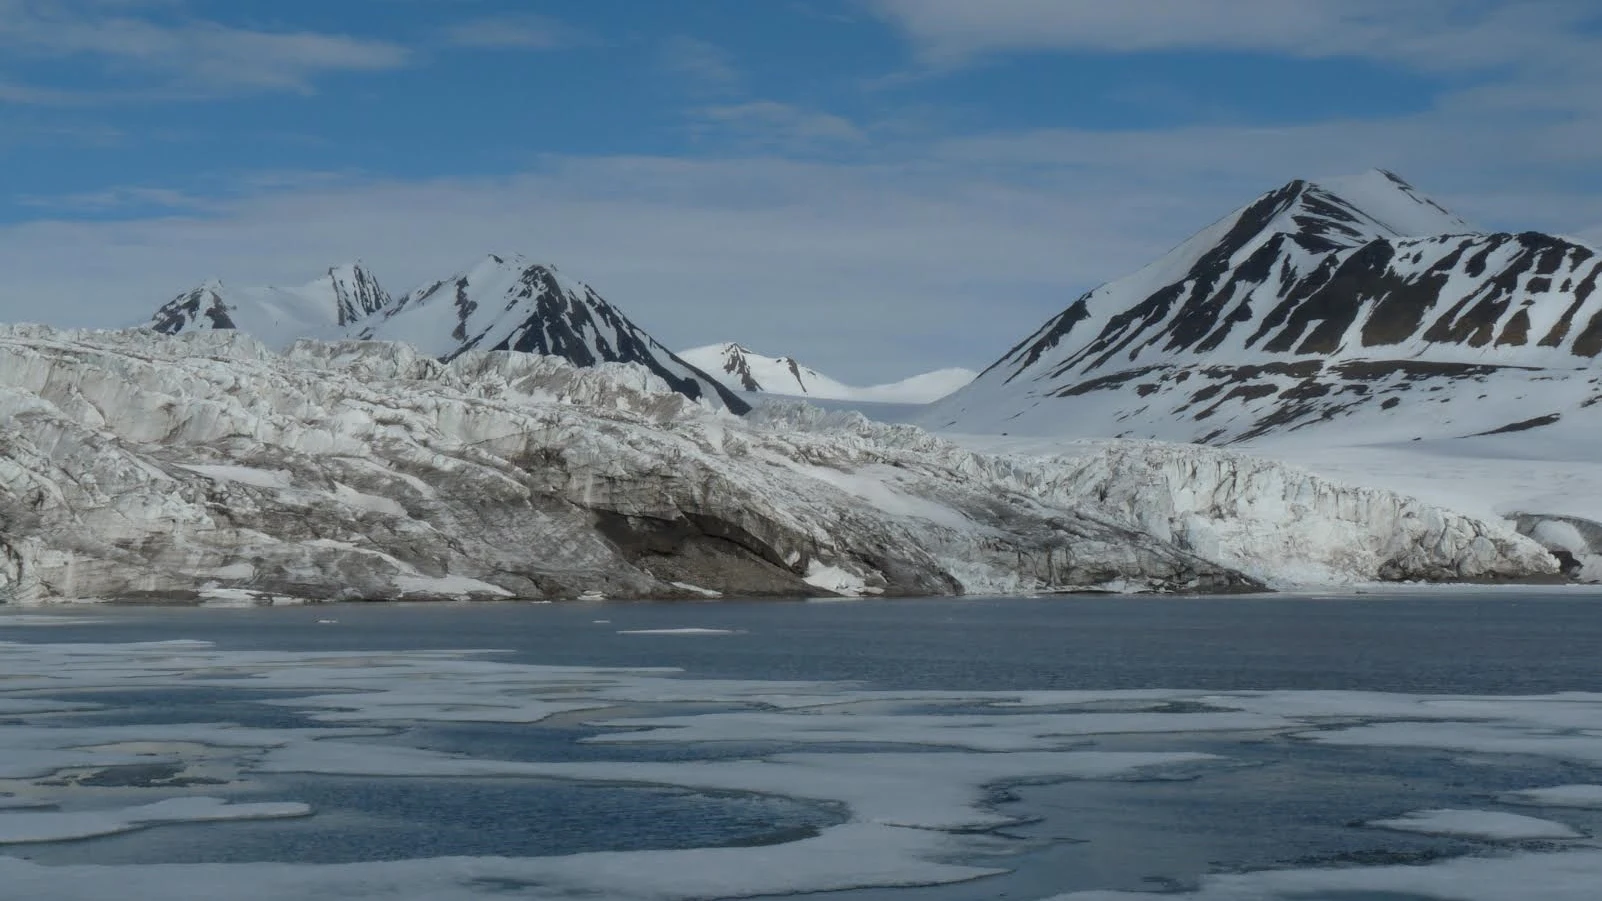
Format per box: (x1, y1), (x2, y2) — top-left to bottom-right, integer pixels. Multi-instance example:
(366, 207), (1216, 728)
(924, 169), (1602, 446)
(679, 342), (974, 403)
(149, 263), (392, 348)
(0, 326), (1555, 604)
(148, 255), (746, 413)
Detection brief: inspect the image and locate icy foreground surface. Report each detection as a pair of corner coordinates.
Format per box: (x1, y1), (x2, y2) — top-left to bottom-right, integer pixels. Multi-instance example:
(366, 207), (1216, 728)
(0, 326), (1553, 603)
(3, 627), (1602, 900)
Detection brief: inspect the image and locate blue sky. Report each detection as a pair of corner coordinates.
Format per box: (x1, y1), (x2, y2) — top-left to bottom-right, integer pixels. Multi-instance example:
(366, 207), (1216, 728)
(4, 0), (1602, 381)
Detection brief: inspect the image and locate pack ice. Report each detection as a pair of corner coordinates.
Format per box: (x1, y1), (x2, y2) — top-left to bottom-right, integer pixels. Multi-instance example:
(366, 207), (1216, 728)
(0, 325), (1555, 604)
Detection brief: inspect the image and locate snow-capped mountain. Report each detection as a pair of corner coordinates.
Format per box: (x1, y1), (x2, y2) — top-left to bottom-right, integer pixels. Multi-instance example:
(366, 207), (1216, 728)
(679, 342), (975, 403)
(356, 254), (747, 412)
(924, 169), (1602, 445)
(149, 263), (392, 348)
(147, 255), (747, 414)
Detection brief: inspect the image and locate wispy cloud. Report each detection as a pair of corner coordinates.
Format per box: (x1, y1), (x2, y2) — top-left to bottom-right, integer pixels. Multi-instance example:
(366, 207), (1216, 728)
(697, 101), (866, 147)
(445, 14), (580, 50)
(0, 0), (410, 101)
(18, 185), (211, 213)
(866, 0), (1597, 70)
(0, 119), (124, 147)
(659, 35), (742, 92)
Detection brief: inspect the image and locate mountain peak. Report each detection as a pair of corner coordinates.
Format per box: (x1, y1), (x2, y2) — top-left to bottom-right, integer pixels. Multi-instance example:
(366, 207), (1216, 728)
(356, 254), (749, 413)
(1299, 169), (1473, 239)
(321, 261), (392, 327)
(1213, 170), (1470, 259)
(931, 172), (1601, 444)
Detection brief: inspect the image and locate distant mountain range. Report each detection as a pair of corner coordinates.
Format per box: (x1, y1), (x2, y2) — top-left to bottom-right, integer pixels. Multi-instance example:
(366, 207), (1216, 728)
(147, 254), (749, 413)
(677, 342), (975, 404)
(924, 169), (1602, 446)
(143, 168), (1602, 445)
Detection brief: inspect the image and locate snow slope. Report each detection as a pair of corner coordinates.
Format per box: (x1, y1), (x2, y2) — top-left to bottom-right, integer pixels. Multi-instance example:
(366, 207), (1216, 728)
(678, 342), (974, 403)
(149, 263), (391, 348)
(0, 326), (1555, 604)
(924, 169), (1602, 445)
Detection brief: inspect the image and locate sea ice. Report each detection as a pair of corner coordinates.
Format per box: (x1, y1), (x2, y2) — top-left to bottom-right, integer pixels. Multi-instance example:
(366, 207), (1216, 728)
(583, 708), (1289, 752)
(0, 823), (997, 901)
(1503, 785), (1602, 810)
(616, 628), (737, 635)
(0, 797), (311, 844)
(1366, 808), (1583, 840)
(1047, 850), (1602, 901)
(5, 635), (1602, 900)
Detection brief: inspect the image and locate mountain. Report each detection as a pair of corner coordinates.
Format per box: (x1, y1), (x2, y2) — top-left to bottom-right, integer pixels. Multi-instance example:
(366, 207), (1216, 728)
(924, 169), (1602, 446)
(149, 263), (392, 348)
(146, 255), (746, 414)
(356, 255), (747, 412)
(679, 342), (975, 403)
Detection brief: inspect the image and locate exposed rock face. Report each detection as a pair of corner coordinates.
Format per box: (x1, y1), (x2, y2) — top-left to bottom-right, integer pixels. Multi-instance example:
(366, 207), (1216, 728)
(0, 328), (1554, 605)
(926, 170), (1602, 445)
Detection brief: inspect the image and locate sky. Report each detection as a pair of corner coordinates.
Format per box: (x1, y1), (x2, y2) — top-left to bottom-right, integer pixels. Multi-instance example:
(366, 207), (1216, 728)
(3, 1), (1602, 383)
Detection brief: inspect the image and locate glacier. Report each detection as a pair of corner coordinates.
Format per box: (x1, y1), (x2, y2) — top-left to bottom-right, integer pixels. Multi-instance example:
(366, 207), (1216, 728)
(0, 325), (1557, 605)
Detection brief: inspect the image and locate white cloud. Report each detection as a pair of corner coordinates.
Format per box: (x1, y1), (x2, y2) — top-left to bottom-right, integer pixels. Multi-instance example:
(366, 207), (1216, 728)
(17, 185), (207, 213)
(697, 101), (866, 146)
(866, 0), (1597, 71)
(660, 35), (742, 92)
(0, 0), (410, 100)
(445, 15), (578, 51)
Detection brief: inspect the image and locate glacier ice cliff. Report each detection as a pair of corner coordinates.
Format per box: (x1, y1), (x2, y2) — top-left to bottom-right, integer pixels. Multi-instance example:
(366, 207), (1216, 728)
(0, 327), (1556, 604)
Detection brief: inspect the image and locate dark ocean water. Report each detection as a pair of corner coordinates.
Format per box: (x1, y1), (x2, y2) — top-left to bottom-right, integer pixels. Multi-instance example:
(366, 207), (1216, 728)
(8, 592), (1599, 694)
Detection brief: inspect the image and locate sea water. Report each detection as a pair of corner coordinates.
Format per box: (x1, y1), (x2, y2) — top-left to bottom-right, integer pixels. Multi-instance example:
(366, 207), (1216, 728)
(1, 592), (1600, 900)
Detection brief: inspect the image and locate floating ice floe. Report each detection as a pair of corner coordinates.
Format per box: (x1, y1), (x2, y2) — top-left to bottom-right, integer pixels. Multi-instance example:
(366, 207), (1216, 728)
(1503, 785), (1602, 810)
(1366, 808), (1583, 841)
(616, 628), (737, 636)
(1047, 850), (1602, 901)
(0, 798), (311, 845)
